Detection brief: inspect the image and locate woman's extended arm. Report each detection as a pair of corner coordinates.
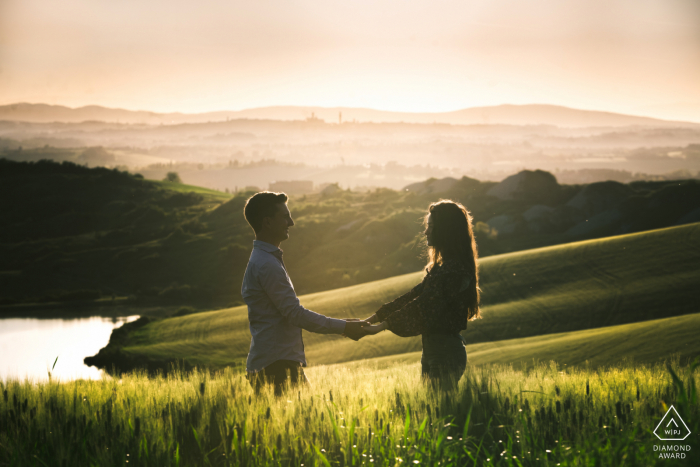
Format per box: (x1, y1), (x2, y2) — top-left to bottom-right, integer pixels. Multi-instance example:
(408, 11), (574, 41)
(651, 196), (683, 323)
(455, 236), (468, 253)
(372, 280), (425, 322)
(381, 270), (470, 337)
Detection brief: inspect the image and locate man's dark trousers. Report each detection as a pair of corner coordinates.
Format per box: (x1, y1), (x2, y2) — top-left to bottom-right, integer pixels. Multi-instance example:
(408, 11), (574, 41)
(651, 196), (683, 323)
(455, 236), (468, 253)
(247, 360), (308, 396)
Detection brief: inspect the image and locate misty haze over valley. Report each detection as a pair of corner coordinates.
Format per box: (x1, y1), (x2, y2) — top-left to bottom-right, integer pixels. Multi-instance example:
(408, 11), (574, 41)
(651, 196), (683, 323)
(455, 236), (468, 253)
(1, 103), (699, 192)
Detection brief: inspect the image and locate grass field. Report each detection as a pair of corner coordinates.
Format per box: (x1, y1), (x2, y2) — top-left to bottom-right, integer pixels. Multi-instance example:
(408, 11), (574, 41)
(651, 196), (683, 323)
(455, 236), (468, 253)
(91, 222), (700, 372)
(1, 359), (698, 466)
(6, 221), (700, 465)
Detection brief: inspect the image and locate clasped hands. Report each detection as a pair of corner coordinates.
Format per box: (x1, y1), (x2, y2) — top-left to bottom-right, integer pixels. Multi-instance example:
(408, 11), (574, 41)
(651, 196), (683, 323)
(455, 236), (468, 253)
(342, 314), (388, 341)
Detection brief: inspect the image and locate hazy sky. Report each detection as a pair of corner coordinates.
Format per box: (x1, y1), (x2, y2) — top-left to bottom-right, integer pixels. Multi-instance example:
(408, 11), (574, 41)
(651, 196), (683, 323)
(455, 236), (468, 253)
(1, 0), (699, 121)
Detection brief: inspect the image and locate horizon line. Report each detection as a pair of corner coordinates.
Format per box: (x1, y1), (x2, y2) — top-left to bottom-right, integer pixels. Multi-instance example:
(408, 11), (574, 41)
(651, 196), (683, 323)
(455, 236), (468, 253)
(2, 101), (699, 125)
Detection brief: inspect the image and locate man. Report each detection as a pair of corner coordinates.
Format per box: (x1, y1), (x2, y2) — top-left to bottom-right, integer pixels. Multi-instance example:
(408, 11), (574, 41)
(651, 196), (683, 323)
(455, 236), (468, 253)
(242, 191), (369, 395)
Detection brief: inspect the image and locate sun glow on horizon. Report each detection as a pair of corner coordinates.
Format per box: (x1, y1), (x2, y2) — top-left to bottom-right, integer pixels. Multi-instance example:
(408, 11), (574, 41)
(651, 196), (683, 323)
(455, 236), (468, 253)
(1, 0), (699, 122)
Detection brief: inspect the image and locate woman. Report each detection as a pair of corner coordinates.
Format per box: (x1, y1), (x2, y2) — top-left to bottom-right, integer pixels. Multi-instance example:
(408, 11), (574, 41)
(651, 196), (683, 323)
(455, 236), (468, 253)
(363, 200), (481, 386)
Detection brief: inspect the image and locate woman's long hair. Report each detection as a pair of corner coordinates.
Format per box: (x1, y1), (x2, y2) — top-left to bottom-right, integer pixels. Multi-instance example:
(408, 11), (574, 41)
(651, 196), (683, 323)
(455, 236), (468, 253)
(425, 200), (481, 320)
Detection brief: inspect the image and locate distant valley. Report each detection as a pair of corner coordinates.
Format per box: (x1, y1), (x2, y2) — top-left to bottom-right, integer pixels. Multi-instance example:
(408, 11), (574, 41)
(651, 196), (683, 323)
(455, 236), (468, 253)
(2, 108), (700, 189)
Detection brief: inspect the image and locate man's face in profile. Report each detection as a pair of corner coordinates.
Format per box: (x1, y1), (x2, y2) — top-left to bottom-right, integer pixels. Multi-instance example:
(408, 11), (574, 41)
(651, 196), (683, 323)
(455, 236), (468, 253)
(269, 202), (295, 242)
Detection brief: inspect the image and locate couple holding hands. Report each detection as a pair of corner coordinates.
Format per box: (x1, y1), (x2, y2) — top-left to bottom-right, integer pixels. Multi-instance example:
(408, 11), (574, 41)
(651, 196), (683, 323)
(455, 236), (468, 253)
(242, 192), (481, 396)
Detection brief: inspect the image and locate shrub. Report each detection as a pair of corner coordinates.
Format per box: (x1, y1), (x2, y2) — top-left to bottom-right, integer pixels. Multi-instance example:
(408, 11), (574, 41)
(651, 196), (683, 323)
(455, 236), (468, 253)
(164, 172), (182, 183)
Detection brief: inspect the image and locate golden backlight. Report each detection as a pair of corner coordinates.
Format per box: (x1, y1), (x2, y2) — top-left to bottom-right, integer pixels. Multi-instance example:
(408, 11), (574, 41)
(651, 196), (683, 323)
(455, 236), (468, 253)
(1, 0), (699, 121)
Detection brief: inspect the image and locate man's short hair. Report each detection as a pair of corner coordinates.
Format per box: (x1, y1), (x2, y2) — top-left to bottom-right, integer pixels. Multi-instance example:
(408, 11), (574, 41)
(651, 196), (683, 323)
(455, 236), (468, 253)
(244, 191), (288, 233)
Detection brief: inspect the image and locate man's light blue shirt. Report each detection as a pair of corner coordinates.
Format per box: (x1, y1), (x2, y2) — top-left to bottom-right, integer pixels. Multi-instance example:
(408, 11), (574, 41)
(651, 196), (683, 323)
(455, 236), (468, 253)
(242, 240), (346, 372)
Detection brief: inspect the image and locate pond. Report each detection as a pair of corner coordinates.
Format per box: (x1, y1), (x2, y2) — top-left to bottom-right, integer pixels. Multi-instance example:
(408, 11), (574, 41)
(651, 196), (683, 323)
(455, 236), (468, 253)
(0, 315), (139, 382)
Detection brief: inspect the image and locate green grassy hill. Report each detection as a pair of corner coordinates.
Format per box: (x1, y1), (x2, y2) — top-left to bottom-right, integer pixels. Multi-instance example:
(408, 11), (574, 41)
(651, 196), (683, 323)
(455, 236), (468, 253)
(87, 222), (700, 371)
(337, 313), (700, 370)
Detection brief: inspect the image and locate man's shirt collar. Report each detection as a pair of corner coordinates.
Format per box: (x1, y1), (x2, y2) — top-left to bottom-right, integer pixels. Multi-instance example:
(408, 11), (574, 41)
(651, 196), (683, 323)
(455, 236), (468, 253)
(253, 240), (282, 256)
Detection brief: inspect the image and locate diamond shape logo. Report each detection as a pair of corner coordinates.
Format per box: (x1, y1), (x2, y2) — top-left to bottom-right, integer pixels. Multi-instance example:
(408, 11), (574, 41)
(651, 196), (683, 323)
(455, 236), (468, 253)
(654, 406), (691, 441)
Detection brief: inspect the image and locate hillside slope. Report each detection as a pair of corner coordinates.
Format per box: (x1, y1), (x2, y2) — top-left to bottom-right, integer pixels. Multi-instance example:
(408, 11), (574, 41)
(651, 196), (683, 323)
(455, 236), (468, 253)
(86, 222), (700, 371)
(0, 159), (237, 305)
(331, 313), (700, 370)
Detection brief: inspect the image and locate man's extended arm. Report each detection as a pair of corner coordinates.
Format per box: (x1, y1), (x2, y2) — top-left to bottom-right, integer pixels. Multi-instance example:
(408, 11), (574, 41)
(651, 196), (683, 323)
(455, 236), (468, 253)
(259, 261), (347, 334)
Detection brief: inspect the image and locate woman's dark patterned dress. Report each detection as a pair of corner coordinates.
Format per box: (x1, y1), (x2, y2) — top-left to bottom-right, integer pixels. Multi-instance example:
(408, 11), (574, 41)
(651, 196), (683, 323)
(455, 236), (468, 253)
(375, 258), (474, 384)
(374, 259), (474, 337)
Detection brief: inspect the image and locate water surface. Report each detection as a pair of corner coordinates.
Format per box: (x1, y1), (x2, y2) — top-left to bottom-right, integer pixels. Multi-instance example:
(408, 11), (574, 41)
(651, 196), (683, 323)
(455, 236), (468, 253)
(0, 315), (139, 381)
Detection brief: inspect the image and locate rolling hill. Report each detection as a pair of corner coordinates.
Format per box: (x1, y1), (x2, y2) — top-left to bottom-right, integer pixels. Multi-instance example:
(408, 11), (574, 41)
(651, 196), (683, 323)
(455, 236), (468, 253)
(330, 312), (700, 370)
(86, 222), (700, 372)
